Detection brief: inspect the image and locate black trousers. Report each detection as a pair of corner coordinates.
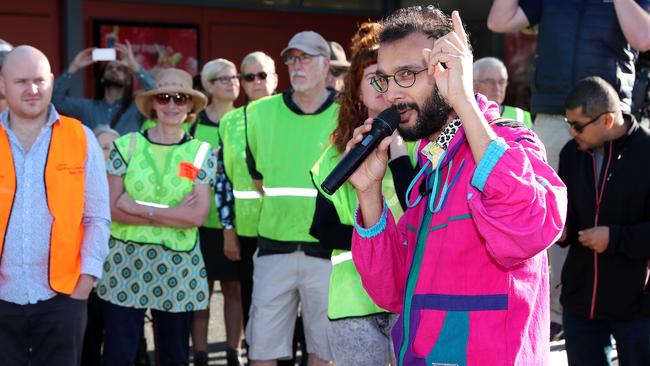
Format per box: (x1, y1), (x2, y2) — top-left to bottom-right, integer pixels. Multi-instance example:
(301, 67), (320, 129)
(238, 235), (257, 330)
(0, 294), (87, 366)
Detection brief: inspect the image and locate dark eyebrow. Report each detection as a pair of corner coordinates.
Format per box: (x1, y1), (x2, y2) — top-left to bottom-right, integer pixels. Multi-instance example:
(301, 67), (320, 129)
(377, 64), (427, 75)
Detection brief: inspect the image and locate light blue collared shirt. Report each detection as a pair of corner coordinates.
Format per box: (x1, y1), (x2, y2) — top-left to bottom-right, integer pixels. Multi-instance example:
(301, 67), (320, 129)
(0, 105), (111, 305)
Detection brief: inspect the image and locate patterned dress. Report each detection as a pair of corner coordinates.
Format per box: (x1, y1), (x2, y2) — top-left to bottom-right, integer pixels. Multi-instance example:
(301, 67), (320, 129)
(97, 132), (216, 312)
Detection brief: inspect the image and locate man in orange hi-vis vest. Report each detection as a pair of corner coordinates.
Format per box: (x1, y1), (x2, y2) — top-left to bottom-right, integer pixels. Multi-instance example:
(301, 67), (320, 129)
(0, 45), (110, 366)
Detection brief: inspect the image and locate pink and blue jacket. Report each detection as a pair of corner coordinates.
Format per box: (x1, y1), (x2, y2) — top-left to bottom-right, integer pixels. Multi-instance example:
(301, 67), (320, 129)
(352, 96), (567, 366)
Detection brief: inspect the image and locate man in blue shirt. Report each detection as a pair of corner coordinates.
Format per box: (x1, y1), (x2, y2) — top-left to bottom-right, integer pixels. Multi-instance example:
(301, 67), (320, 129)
(52, 41), (154, 135)
(0, 45), (110, 366)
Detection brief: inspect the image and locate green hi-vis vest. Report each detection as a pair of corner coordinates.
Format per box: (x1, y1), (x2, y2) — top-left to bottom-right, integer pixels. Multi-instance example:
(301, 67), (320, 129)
(311, 144), (405, 320)
(141, 120), (192, 134)
(191, 118), (223, 229)
(110, 132), (211, 251)
(502, 105), (532, 129)
(219, 106), (261, 237)
(247, 94), (337, 242)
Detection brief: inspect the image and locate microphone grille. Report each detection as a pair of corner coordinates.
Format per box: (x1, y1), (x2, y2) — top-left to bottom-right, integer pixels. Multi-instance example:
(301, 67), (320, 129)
(375, 106), (400, 131)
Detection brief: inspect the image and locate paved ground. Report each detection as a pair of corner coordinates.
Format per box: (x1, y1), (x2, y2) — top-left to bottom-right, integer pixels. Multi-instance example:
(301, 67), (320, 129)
(143, 285), (617, 365)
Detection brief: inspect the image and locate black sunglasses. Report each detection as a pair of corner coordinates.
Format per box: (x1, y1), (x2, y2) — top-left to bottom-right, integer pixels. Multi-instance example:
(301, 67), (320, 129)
(329, 68), (346, 77)
(241, 72), (268, 82)
(154, 93), (191, 106)
(565, 111), (612, 134)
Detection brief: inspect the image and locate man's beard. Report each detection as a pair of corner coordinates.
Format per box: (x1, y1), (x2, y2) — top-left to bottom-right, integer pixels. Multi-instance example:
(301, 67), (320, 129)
(397, 85), (453, 141)
(102, 76), (125, 89)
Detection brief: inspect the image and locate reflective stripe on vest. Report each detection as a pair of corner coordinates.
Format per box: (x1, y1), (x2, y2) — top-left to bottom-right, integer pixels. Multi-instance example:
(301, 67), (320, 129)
(192, 120), (222, 229)
(515, 107), (524, 122)
(233, 190), (262, 199)
(331, 251), (353, 265)
(0, 115), (87, 295)
(262, 186), (318, 197)
(193, 142), (210, 168)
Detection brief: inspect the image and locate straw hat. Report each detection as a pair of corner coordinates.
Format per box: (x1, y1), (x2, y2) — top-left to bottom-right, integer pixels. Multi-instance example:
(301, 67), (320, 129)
(135, 68), (208, 119)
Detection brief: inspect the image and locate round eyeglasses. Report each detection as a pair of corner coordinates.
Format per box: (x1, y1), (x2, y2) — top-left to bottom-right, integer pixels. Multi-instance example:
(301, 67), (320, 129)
(370, 68), (428, 93)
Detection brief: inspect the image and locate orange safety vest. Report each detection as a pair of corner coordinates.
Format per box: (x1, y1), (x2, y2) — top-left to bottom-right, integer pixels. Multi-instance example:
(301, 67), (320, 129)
(0, 115), (87, 294)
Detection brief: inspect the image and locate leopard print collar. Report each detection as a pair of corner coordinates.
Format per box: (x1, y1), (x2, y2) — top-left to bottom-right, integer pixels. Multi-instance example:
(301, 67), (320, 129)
(434, 118), (462, 151)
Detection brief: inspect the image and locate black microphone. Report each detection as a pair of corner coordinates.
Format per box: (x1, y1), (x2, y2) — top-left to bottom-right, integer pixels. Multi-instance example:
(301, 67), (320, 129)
(321, 106), (400, 195)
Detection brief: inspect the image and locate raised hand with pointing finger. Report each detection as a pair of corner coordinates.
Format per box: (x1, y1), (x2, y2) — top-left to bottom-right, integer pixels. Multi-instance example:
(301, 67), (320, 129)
(422, 11), (474, 111)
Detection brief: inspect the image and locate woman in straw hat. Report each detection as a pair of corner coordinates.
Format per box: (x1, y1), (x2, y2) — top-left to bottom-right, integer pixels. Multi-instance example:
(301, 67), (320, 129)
(97, 68), (214, 365)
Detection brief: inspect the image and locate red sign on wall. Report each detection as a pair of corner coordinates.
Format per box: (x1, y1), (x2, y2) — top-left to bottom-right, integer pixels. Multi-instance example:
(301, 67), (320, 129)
(97, 22), (199, 76)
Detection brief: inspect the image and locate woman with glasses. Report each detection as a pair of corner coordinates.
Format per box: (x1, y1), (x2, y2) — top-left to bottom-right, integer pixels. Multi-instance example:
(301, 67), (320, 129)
(217, 51), (278, 359)
(97, 68), (214, 365)
(309, 22), (416, 366)
(191, 58), (243, 366)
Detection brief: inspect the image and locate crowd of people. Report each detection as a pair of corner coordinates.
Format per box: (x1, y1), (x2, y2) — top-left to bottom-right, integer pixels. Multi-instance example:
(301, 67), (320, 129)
(0, 1), (649, 366)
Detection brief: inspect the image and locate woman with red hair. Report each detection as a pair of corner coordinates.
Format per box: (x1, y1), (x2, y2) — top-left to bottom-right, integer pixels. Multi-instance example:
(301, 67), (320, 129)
(310, 22), (416, 366)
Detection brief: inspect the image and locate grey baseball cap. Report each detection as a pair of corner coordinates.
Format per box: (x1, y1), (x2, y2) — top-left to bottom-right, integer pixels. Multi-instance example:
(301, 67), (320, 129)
(281, 31), (331, 59)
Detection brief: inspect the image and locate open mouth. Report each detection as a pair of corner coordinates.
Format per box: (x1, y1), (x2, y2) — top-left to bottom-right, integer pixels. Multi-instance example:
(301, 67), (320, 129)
(395, 103), (415, 123)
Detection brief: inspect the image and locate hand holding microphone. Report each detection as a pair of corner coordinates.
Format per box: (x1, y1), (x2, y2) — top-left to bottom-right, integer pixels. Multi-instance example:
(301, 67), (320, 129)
(322, 106), (400, 195)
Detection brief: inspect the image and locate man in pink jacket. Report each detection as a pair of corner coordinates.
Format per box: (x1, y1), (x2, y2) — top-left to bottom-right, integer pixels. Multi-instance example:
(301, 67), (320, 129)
(347, 6), (567, 366)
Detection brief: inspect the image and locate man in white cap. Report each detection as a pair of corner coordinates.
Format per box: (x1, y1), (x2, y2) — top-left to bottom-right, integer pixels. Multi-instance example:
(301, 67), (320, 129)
(327, 41), (350, 93)
(245, 30), (337, 366)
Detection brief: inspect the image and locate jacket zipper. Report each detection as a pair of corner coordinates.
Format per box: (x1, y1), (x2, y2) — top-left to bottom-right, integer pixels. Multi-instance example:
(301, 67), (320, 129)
(589, 143), (613, 319)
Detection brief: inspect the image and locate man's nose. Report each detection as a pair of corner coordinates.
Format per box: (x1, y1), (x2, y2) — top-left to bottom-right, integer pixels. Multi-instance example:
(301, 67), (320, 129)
(384, 85), (404, 105)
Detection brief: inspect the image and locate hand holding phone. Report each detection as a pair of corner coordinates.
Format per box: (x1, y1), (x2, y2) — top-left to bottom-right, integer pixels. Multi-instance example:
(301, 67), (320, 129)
(92, 48), (116, 62)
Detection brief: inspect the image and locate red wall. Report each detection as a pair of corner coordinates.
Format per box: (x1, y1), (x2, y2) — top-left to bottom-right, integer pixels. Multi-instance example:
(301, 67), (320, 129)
(0, 0), (61, 73)
(84, 0), (371, 96)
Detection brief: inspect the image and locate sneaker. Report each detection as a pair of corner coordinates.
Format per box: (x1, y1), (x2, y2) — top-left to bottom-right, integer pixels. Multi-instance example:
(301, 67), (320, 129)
(226, 347), (243, 366)
(193, 351), (209, 366)
(550, 321), (564, 342)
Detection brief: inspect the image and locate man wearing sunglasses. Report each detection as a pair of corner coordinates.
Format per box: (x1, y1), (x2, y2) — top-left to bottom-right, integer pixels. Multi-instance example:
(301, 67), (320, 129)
(244, 31), (337, 366)
(326, 41), (350, 93)
(348, 6), (566, 365)
(557, 76), (650, 366)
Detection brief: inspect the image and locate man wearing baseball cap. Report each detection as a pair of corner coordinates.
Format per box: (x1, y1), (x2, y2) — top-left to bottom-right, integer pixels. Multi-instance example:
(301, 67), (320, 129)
(245, 30), (337, 366)
(327, 41), (350, 92)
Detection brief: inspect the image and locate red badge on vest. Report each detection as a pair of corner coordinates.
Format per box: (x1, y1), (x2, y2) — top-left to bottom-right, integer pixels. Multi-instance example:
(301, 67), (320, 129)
(179, 161), (200, 180)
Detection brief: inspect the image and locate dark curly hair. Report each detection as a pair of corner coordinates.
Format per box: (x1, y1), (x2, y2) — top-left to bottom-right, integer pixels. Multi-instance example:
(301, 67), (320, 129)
(332, 22), (382, 153)
(379, 5), (462, 46)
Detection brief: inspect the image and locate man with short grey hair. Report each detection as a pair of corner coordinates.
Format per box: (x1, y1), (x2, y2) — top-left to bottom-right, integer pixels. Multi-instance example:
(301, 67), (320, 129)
(245, 31), (337, 366)
(473, 56), (531, 128)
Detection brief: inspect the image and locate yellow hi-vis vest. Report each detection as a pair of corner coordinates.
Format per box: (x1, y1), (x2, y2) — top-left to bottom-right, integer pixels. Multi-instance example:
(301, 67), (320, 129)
(311, 144), (405, 319)
(110, 132), (210, 251)
(219, 106), (261, 237)
(246, 94), (337, 242)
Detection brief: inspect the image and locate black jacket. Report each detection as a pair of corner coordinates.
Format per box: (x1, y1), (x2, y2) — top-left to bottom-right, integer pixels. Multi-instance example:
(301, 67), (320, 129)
(558, 115), (650, 320)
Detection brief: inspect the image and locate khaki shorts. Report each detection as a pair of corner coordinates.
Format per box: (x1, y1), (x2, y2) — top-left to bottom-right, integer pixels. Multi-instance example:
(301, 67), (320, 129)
(246, 250), (332, 361)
